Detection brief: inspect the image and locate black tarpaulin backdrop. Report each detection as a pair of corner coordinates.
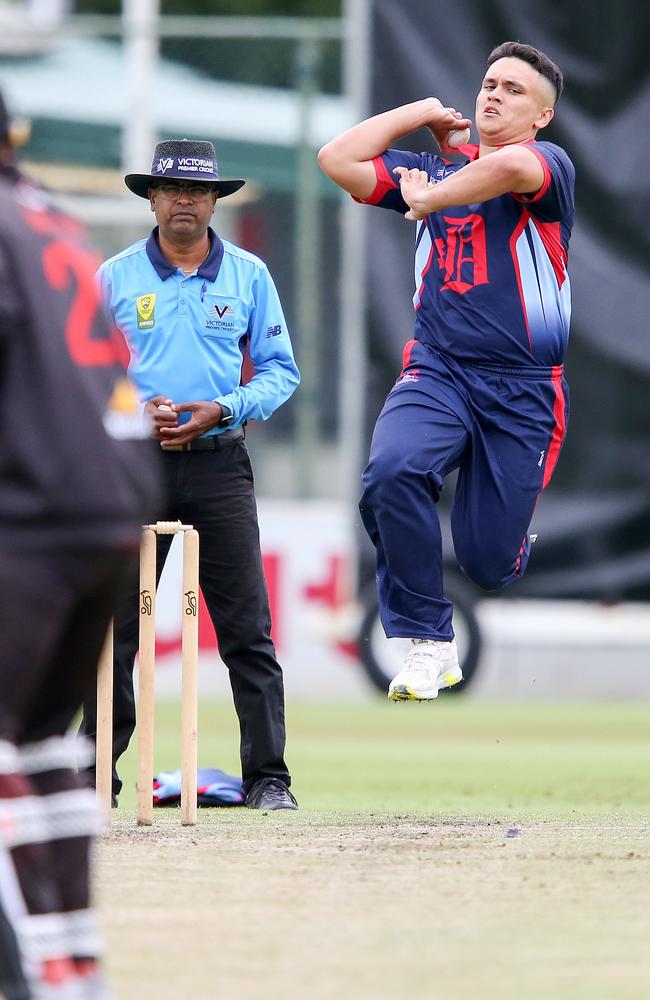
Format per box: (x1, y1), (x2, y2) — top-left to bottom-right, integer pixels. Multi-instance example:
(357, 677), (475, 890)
(360, 0), (650, 597)
(361, 0), (650, 596)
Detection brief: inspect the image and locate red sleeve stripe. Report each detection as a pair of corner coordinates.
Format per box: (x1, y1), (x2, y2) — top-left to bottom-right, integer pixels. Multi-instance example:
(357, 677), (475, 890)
(402, 339), (417, 369)
(352, 155), (399, 206)
(512, 143), (552, 204)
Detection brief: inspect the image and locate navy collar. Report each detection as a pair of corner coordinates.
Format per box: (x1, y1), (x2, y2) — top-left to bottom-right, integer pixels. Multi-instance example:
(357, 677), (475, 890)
(146, 226), (224, 281)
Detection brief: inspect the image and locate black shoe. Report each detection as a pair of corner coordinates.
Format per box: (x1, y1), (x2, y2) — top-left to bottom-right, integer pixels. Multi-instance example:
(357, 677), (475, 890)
(245, 779), (298, 811)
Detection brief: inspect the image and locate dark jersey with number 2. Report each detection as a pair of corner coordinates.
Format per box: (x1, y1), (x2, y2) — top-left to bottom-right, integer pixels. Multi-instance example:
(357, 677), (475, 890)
(0, 168), (160, 550)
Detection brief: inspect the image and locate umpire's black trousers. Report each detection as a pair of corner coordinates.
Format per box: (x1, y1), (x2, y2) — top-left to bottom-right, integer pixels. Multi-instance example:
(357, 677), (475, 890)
(81, 432), (290, 796)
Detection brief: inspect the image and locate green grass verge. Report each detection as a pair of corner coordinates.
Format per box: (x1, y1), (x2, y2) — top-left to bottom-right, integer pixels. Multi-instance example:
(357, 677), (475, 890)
(115, 699), (650, 818)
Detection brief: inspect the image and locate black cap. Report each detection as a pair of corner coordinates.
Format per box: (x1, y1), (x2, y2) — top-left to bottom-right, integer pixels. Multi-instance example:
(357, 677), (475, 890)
(124, 138), (245, 199)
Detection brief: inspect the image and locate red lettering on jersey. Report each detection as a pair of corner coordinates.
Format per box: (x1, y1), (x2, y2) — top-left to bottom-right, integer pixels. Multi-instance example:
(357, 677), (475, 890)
(42, 240), (128, 368)
(22, 204), (87, 242)
(433, 236), (447, 270)
(437, 214), (489, 295)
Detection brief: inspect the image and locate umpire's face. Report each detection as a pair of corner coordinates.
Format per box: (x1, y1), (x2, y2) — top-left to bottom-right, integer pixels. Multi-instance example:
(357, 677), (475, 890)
(149, 183), (218, 243)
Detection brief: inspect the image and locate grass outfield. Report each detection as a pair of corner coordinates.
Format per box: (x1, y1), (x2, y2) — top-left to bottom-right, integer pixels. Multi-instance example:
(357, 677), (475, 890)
(97, 700), (650, 1000)
(115, 699), (650, 816)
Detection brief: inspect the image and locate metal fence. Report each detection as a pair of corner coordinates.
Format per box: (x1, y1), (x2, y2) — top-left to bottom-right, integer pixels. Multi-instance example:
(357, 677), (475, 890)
(0, 8), (368, 502)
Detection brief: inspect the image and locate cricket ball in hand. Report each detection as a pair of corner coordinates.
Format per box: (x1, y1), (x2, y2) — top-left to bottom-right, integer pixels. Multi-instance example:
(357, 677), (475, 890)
(446, 127), (471, 148)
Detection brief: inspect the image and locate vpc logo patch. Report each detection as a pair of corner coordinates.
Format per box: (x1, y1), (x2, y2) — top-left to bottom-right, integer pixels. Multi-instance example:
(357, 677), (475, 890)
(136, 294), (156, 330)
(210, 302), (233, 319)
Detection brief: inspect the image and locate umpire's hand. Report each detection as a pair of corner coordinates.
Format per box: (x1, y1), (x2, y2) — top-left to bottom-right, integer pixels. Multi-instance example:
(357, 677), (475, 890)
(156, 400), (225, 448)
(145, 396), (178, 441)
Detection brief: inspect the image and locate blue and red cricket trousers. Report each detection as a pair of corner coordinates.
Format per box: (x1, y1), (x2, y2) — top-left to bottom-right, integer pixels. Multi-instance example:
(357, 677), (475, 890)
(359, 340), (569, 640)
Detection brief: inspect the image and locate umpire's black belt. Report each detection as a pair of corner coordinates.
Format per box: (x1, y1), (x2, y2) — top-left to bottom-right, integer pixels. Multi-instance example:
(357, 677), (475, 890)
(162, 427), (244, 452)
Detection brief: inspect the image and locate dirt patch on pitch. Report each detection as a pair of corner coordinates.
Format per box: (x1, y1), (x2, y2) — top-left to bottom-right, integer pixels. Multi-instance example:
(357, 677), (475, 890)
(95, 811), (650, 1000)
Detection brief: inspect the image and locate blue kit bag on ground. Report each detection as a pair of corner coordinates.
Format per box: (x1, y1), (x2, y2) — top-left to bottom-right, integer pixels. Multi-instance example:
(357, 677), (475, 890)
(153, 768), (245, 807)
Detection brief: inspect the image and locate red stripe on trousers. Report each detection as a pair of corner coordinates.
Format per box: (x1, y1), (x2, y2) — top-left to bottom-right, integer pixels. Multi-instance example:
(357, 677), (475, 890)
(543, 366), (566, 488)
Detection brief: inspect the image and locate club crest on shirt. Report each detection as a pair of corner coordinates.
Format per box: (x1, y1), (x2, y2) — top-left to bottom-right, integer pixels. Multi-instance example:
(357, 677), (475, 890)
(136, 294), (156, 330)
(103, 377), (149, 440)
(107, 377), (138, 413)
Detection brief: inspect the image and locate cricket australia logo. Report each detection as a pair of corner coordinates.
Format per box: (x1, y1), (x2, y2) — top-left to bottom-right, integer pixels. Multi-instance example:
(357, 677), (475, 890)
(136, 293), (156, 330)
(156, 157), (174, 174)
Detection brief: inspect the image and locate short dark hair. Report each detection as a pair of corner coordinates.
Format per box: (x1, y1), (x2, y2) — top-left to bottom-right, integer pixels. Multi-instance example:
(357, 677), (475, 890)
(487, 42), (563, 103)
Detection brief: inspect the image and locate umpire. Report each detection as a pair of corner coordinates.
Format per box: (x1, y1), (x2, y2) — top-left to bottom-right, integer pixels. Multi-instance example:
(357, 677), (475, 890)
(81, 139), (300, 811)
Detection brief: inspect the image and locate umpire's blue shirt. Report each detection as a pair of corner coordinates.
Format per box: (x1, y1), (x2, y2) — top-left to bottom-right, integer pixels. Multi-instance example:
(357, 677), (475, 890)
(98, 226), (300, 432)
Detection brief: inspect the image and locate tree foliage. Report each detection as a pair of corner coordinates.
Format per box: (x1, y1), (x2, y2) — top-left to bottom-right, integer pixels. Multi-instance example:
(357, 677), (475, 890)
(74, 1), (342, 91)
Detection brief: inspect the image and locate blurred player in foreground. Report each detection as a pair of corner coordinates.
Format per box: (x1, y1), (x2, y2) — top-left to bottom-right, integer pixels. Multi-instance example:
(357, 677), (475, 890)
(0, 88), (160, 998)
(319, 42), (574, 700)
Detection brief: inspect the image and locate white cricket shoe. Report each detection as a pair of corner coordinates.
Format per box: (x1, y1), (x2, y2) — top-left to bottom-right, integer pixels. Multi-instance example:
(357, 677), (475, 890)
(388, 638), (463, 701)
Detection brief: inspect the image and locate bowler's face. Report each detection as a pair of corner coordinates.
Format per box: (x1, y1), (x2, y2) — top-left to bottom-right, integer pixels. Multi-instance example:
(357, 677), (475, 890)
(475, 57), (555, 145)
